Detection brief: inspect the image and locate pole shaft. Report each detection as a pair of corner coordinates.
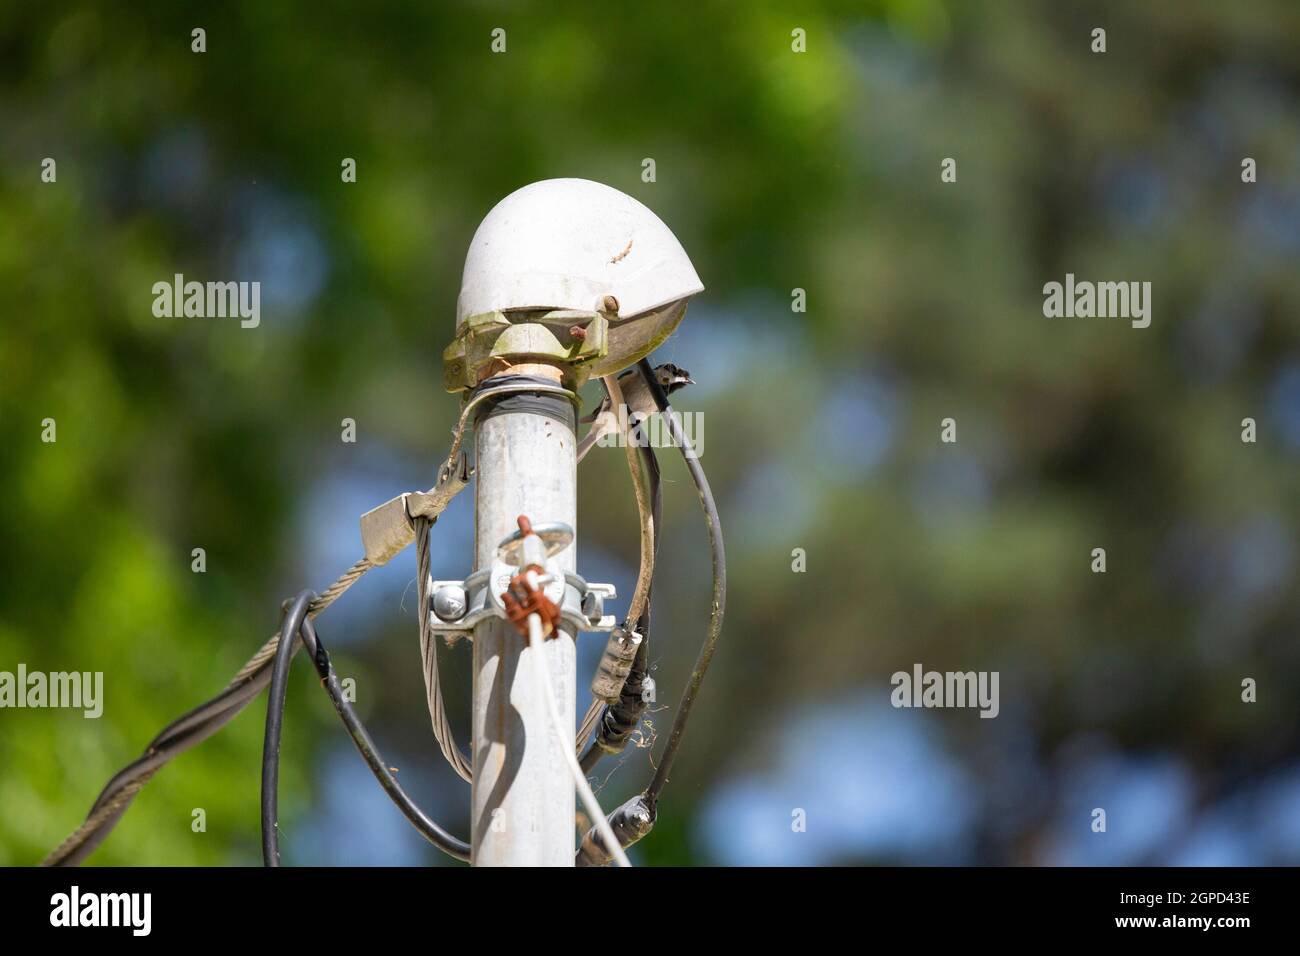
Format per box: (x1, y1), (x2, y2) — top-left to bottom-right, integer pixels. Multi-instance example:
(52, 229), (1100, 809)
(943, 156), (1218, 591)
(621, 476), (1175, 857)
(470, 394), (576, 866)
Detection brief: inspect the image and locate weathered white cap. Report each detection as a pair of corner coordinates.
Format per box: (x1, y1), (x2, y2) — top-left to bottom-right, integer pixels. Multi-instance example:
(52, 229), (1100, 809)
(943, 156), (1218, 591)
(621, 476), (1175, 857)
(456, 179), (703, 375)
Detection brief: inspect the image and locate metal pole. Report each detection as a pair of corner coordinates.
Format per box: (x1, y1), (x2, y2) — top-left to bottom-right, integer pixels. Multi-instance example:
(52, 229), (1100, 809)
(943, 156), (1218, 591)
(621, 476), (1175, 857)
(470, 368), (576, 866)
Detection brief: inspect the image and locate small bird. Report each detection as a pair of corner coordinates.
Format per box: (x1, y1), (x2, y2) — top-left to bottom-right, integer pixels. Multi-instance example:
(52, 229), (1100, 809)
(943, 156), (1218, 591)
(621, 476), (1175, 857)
(577, 363), (694, 461)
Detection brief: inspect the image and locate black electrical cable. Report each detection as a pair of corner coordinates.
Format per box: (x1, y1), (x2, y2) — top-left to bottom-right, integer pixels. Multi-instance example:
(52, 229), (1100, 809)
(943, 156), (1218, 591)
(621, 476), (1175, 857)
(44, 555), (377, 866)
(49, 587), (471, 866)
(86, 621), (290, 819)
(262, 591), (471, 865)
(300, 620), (471, 861)
(261, 591), (313, 865)
(635, 356), (727, 809)
(575, 356), (726, 864)
(304, 621), (473, 858)
(46, 649), (282, 866)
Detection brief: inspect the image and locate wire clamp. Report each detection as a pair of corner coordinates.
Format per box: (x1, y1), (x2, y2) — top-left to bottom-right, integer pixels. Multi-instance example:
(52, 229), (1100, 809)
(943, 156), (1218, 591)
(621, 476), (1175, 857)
(428, 515), (617, 642)
(359, 453), (472, 566)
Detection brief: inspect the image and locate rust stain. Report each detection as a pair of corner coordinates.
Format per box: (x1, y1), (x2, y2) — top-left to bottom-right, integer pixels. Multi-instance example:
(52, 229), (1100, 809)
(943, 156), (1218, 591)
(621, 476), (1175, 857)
(610, 239), (633, 264)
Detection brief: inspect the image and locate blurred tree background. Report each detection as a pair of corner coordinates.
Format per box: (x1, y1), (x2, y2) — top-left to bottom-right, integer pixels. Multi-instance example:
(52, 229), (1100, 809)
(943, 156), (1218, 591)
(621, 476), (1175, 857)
(2, 0), (1298, 866)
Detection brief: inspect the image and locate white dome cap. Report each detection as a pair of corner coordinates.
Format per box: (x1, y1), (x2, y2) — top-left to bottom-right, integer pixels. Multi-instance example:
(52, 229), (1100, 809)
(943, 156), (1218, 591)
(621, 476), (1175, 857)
(456, 178), (703, 327)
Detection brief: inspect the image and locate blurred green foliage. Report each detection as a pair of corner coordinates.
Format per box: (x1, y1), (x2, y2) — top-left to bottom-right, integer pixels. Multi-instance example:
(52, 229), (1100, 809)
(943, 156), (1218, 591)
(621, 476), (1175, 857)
(1, 1), (1298, 865)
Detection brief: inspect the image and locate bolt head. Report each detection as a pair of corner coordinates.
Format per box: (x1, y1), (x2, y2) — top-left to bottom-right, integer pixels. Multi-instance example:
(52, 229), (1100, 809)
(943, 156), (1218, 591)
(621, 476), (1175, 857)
(433, 585), (468, 621)
(582, 590), (604, 622)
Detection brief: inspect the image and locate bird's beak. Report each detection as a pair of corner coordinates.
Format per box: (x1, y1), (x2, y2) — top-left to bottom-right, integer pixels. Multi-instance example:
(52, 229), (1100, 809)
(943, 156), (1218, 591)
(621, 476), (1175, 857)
(685, 376), (696, 385)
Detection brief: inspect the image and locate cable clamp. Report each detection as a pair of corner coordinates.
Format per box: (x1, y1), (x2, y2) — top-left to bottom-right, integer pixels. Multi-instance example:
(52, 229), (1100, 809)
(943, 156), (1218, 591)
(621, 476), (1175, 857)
(426, 516), (618, 643)
(358, 453), (471, 566)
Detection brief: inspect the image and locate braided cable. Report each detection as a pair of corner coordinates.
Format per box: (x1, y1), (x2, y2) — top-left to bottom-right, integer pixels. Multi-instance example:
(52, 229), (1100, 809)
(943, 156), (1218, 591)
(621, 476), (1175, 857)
(417, 517), (473, 782)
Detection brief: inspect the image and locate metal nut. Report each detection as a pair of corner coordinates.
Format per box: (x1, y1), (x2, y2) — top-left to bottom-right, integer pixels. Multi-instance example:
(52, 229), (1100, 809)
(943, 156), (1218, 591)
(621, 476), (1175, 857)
(432, 584), (468, 622)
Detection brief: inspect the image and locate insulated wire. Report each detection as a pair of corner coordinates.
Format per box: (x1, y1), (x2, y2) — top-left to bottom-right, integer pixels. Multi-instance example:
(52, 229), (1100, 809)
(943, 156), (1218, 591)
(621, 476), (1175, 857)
(262, 591), (312, 865)
(262, 592), (471, 864)
(526, 610), (630, 868)
(42, 558), (374, 866)
(575, 698), (604, 753)
(636, 358), (727, 808)
(307, 615), (470, 862)
(574, 373), (659, 757)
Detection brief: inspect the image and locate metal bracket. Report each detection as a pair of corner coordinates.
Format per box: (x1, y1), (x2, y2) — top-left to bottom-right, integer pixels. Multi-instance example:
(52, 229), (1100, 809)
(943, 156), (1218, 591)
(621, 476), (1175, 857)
(442, 310), (610, 392)
(429, 568), (617, 644)
(358, 454), (472, 566)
